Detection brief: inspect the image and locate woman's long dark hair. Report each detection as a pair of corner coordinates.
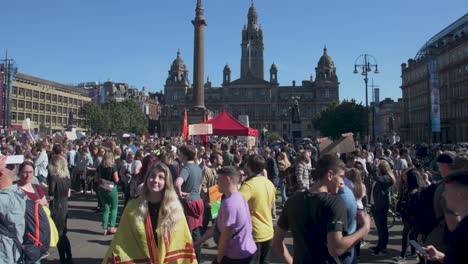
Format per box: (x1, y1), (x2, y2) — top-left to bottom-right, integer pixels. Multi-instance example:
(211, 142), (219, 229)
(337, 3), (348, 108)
(406, 168), (426, 191)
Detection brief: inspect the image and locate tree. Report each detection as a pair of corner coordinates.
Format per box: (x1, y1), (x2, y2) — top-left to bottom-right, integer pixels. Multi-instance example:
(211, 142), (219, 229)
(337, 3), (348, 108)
(312, 100), (367, 139)
(79, 102), (104, 134)
(79, 100), (148, 135)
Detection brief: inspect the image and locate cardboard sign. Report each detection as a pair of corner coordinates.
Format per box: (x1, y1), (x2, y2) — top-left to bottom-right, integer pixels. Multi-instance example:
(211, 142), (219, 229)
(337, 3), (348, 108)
(65, 132), (77, 140)
(6, 155), (25, 165)
(189, 124), (213, 136)
(319, 133), (356, 157)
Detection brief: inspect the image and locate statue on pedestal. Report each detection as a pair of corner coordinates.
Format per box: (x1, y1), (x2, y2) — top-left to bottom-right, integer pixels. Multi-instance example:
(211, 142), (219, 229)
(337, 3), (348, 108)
(291, 99), (301, 123)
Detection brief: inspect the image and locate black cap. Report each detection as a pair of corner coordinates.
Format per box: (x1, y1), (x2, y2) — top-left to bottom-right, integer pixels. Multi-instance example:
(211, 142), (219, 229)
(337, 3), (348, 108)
(436, 151), (456, 164)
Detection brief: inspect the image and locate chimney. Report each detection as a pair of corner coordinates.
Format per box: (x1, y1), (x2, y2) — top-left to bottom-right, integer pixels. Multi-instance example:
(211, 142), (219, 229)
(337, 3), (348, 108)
(292, 80), (296, 87)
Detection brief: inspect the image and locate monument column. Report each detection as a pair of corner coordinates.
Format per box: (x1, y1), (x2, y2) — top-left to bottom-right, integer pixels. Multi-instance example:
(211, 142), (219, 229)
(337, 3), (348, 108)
(192, 0), (207, 109)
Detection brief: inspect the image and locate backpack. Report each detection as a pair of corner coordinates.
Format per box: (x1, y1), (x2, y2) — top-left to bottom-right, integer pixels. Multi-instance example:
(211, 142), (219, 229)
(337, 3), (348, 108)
(407, 183), (440, 237)
(285, 166), (298, 197)
(0, 199), (51, 264)
(22, 199), (51, 263)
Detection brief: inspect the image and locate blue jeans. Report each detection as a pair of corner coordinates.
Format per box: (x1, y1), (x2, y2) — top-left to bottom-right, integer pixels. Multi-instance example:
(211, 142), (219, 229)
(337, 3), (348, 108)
(279, 178), (287, 205)
(37, 175), (46, 184)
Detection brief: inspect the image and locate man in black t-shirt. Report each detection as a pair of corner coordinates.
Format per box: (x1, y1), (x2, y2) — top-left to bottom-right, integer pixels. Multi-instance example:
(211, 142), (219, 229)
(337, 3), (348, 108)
(273, 155), (371, 264)
(423, 171), (468, 264)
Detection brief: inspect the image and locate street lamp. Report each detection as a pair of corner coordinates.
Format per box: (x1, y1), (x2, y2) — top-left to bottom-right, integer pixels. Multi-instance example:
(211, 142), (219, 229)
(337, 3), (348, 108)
(353, 54), (379, 143)
(1, 52), (18, 130)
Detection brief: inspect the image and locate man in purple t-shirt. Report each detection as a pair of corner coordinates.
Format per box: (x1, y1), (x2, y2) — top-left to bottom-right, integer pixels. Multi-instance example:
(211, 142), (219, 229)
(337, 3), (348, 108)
(196, 166), (257, 264)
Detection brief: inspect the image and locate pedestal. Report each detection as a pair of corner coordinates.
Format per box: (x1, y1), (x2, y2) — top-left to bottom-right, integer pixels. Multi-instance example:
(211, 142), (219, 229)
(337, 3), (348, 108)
(291, 122), (302, 143)
(188, 107), (209, 125)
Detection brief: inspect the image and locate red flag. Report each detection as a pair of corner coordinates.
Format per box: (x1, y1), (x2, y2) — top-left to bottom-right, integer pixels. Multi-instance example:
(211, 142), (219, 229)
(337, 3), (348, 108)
(202, 111), (209, 145)
(182, 109), (188, 142)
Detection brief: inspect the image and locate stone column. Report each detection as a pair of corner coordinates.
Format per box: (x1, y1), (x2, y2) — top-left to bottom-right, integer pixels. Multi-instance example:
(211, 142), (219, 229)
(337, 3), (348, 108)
(192, 0), (207, 109)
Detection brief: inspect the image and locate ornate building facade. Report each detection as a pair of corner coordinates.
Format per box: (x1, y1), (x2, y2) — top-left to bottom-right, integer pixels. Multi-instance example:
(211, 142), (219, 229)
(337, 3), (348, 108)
(400, 13), (468, 143)
(163, 2), (339, 138)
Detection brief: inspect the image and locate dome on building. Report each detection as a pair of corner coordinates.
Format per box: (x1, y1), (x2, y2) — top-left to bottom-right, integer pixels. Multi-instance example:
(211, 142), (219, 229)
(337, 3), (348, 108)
(141, 86), (149, 97)
(270, 63), (278, 71)
(318, 47), (334, 67)
(248, 3), (257, 16)
(171, 49), (186, 69)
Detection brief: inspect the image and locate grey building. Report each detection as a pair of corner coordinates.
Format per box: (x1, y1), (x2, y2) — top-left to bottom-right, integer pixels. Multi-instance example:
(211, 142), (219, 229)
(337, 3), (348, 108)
(163, 2), (339, 138)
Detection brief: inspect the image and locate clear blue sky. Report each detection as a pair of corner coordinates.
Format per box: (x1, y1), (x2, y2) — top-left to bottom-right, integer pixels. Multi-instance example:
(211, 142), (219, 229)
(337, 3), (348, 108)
(2, 0), (466, 104)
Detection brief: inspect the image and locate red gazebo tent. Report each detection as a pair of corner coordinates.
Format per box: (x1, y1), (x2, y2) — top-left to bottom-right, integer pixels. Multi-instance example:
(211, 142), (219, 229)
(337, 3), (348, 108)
(202, 111), (258, 137)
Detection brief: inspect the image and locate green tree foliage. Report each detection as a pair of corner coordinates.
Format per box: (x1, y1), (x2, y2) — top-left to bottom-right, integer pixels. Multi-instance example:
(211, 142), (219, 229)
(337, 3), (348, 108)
(312, 100), (367, 139)
(79, 100), (148, 135)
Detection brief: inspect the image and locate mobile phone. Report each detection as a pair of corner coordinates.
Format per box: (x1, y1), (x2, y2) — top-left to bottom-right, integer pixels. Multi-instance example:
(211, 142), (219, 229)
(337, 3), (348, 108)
(410, 240), (427, 255)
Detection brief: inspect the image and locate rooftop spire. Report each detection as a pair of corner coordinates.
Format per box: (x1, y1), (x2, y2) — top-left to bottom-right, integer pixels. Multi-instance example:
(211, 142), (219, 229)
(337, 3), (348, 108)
(323, 45), (328, 55)
(248, 0), (258, 28)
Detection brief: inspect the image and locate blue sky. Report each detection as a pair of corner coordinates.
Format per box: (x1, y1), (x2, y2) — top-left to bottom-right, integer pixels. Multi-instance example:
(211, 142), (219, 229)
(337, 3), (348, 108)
(1, 0), (466, 104)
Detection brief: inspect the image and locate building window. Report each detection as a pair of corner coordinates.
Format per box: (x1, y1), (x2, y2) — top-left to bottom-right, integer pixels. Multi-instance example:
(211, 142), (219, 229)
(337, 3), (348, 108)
(18, 101), (24, 109)
(26, 90), (32, 98)
(52, 105), (57, 112)
(58, 96), (62, 104)
(26, 102), (32, 110)
(33, 91), (39, 98)
(33, 115), (38, 122)
(13, 87), (17, 95)
(40, 93), (45, 100)
(39, 115), (45, 122)
(63, 107), (67, 113)
(46, 94), (51, 101)
(33, 103), (38, 110)
(46, 105), (51, 112)
(18, 113), (24, 121)
(52, 95), (57, 102)
(45, 116), (51, 123)
(39, 104), (45, 111)
(18, 88), (24, 96)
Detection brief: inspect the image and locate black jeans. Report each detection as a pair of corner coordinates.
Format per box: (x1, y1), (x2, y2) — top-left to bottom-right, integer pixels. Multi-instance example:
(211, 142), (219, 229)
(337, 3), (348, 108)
(400, 221), (416, 257)
(192, 227), (202, 263)
(250, 240), (271, 264)
(57, 233), (72, 263)
(373, 207), (389, 250)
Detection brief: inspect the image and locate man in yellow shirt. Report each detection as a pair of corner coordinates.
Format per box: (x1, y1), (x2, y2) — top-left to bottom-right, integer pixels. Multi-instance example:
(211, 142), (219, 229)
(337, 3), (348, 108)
(240, 154), (276, 264)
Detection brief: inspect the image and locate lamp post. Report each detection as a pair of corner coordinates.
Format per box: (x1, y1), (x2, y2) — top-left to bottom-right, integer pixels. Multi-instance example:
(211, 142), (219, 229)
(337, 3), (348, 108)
(1, 51), (18, 130)
(353, 54), (379, 143)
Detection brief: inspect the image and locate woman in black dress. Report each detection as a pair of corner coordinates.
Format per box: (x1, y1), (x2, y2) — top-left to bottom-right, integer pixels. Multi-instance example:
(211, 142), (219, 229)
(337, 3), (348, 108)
(48, 154), (72, 263)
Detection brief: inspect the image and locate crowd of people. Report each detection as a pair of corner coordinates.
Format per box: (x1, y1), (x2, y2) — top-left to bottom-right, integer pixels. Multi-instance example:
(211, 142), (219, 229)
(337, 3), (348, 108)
(0, 133), (467, 264)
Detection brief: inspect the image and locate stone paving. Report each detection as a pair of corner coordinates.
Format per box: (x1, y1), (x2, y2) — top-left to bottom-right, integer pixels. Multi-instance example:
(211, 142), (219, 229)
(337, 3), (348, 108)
(44, 193), (419, 264)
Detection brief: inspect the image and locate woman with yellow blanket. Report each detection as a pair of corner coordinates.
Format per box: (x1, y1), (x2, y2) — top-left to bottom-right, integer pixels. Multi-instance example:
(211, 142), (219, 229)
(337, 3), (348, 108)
(103, 163), (197, 264)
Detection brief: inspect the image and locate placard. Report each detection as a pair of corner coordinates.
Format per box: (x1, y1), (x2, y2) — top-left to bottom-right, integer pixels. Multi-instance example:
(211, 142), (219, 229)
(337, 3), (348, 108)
(189, 124), (213, 136)
(319, 133), (356, 156)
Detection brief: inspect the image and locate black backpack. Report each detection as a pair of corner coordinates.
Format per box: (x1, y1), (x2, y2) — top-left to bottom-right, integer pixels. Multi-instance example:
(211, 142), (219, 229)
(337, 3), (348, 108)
(407, 183), (440, 237)
(0, 199), (50, 264)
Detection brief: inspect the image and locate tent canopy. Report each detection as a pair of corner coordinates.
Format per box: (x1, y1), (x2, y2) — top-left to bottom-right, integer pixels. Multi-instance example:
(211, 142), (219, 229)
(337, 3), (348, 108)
(202, 111), (258, 137)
